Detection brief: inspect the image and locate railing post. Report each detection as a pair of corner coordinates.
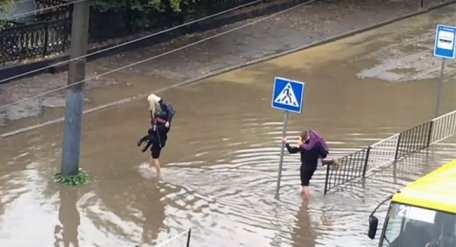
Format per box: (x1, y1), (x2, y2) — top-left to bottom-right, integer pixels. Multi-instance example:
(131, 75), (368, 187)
(324, 162), (331, 195)
(362, 146), (371, 177)
(66, 19), (72, 50)
(421, 0), (424, 8)
(426, 121), (434, 147)
(394, 133), (402, 161)
(43, 21), (49, 57)
(186, 228), (192, 247)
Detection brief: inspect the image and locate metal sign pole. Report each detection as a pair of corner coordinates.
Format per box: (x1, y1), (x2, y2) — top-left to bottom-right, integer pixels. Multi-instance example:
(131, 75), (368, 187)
(275, 110), (289, 199)
(435, 58), (446, 117)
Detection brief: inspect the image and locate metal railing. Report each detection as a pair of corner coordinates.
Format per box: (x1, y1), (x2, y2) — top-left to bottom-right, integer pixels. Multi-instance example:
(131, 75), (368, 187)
(324, 148), (369, 194)
(0, 18), (71, 64)
(395, 121), (433, 159)
(430, 110), (456, 144)
(367, 133), (400, 172)
(323, 109), (456, 194)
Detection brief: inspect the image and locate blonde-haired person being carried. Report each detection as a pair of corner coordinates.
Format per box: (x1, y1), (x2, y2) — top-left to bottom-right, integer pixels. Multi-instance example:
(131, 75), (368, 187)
(141, 93), (175, 175)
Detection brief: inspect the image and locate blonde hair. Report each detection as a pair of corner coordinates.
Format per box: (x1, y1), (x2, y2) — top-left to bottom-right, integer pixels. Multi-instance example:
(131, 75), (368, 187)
(147, 93), (161, 116)
(297, 130), (309, 147)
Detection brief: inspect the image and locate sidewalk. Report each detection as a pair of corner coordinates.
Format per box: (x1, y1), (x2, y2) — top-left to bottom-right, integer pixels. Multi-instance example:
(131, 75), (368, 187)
(0, 0), (454, 127)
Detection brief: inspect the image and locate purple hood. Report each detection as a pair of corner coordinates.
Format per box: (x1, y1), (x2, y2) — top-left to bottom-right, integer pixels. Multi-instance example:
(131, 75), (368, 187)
(301, 129), (328, 152)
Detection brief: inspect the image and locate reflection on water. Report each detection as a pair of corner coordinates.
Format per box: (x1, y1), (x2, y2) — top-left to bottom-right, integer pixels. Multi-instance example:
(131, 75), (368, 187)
(291, 201), (316, 247)
(54, 187), (80, 247)
(0, 4), (455, 247)
(141, 180), (165, 246)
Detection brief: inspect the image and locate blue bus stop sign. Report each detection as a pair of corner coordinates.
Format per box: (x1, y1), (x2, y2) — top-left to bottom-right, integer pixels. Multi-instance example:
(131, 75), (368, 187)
(271, 77), (305, 113)
(434, 24), (456, 59)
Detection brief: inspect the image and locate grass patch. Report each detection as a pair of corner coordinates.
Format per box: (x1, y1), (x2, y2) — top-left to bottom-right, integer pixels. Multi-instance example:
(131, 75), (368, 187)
(55, 169), (91, 186)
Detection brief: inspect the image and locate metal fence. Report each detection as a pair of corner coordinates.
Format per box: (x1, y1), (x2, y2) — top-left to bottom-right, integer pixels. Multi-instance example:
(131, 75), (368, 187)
(0, 0), (71, 64)
(429, 111), (456, 144)
(395, 121), (433, 159)
(323, 110), (456, 194)
(324, 148), (369, 194)
(0, 18), (71, 64)
(367, 134), (400, 172)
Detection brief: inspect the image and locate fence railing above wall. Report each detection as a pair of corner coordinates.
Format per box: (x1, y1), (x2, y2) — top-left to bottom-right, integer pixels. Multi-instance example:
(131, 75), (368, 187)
(0, 18), (71, 64)
(324, 109), (456, 194)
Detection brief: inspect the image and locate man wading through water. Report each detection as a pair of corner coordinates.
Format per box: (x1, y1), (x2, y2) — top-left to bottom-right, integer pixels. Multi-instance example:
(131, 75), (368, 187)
(282, 129), (329, 200)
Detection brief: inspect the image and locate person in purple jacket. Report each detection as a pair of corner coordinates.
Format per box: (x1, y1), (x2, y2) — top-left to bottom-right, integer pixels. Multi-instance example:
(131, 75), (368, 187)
(283, 129), (329, 200)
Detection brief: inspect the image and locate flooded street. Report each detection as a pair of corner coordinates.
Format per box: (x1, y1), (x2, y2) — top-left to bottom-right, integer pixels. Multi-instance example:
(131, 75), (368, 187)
(1, 5), (456, 247)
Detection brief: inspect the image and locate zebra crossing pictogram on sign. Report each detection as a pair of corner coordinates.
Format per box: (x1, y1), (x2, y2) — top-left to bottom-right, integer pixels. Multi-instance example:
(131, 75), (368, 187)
(273, 83), (299, 107)
(271, 77), (305, 113)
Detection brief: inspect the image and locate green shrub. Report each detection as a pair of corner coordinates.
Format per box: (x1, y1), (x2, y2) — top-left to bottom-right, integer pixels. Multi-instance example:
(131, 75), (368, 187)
(55, 169), (92, 186)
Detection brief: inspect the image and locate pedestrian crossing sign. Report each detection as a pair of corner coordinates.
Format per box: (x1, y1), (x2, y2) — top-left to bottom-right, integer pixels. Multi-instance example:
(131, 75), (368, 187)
(272, 77), (305, 113)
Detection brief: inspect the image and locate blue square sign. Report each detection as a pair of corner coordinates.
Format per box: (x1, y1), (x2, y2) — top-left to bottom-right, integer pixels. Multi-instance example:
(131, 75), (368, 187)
(434, 24), (456, 59)
(271, 77), (305, 113)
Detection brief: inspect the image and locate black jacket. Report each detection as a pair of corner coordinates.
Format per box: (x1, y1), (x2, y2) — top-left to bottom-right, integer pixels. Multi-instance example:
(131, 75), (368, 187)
(157, 100), (175, 123)
(286, 142), (328, 171)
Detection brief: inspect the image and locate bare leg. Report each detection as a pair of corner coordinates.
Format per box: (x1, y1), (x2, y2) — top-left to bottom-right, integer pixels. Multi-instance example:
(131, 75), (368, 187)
(149, 157), (161, 175)
(149, 157), (154, 168)
(302, 186), (311, 200)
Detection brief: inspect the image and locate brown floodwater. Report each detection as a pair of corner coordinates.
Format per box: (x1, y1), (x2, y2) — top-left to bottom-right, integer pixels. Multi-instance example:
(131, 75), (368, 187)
(0, 5), (455, 247)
